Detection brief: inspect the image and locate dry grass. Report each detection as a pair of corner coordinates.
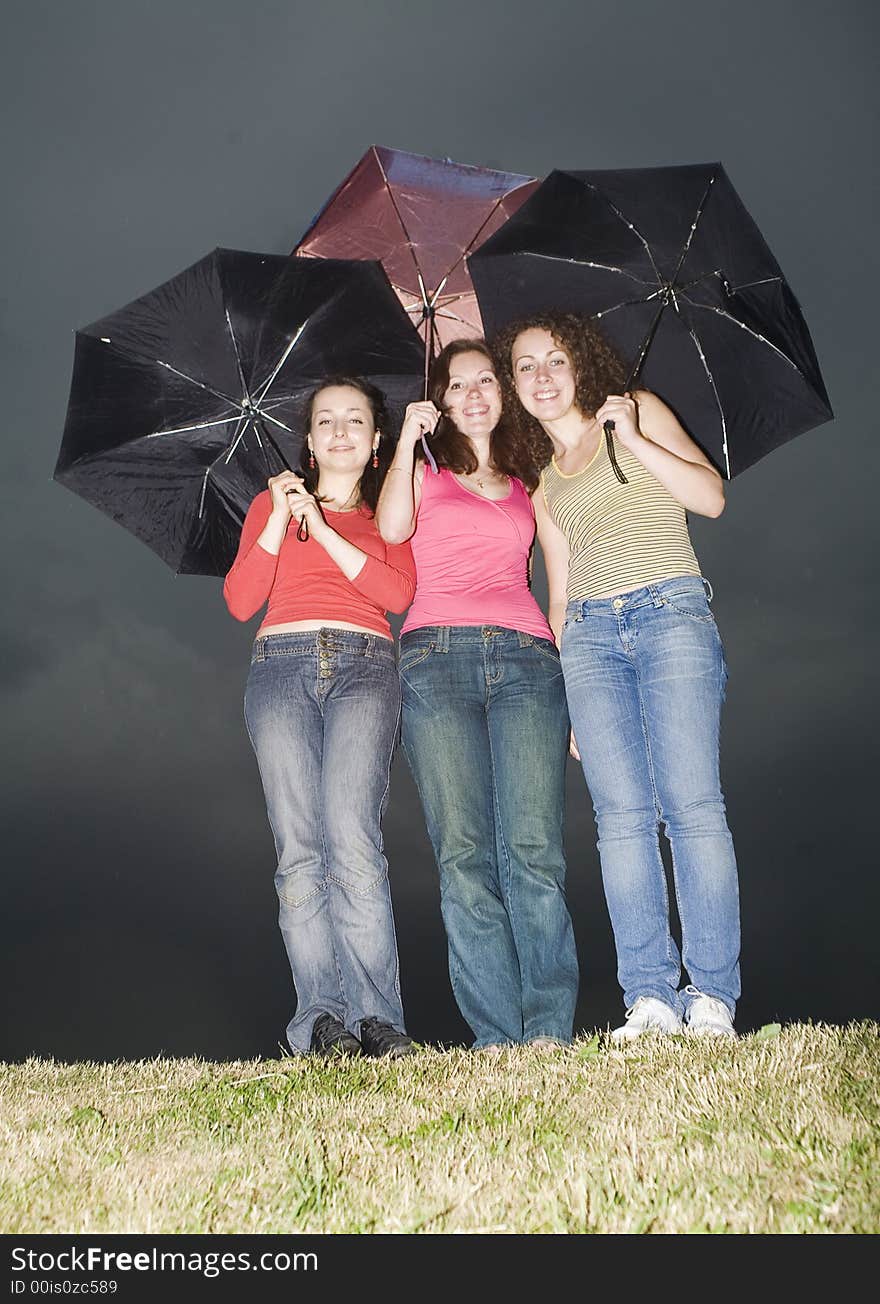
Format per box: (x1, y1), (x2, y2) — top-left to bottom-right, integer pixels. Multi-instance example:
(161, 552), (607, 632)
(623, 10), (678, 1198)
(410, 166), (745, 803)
(1, 1022), (877, 1234)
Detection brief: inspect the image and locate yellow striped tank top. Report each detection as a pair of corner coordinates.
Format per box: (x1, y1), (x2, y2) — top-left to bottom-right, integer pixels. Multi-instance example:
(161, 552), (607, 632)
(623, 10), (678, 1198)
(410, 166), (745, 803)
(541, 437), (701, 599)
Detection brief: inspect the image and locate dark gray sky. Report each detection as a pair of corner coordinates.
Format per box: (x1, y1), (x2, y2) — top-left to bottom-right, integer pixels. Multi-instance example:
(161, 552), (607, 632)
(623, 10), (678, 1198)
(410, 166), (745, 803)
(1, 0), (877, 1059)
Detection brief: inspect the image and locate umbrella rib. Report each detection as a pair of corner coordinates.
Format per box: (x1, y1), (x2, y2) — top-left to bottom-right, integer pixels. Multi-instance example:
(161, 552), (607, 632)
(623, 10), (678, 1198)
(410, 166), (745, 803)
(224, 415), (252, 464)
(198, 415), (251, 517)
(257, 410), (296, 434)
(680, 269), (784, 295)
(683, 325), (731, 480)
(253, 321), (308, 405)
(144, 413), (242, 440)
(375, 149), (426, 297)
(680, 296), (809, 378)
(225, 308), (252, 401)
(155, 360), (240, 408)
(428, 275), (449, 309)
(443, 194), (517, 287)
(724, 274), (784, 293)
(198, 466), (212, 519)
(623, 302), (667, 392)
(582, 184), (663, 284)
(594, 288), (666, 321)
(524, 252), (655, 286)
(669, 175), (717, 286)
(431, 291), (468, 309)
(416, 269), (430, 310)
(406, 289), (466, 314)
(435, 307), (478, 327)
(199, 443), (237, 517)
(259, 397), (296, 412)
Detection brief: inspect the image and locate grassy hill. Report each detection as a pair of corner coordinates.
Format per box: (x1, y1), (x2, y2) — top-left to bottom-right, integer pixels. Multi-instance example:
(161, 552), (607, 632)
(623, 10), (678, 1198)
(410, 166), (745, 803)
(2, 1021), (877, 1234)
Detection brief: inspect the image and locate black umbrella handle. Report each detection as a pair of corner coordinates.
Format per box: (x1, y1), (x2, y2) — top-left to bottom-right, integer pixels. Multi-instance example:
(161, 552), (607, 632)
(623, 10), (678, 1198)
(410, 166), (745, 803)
(603, 420), (629, 486)
(601, 303), (663, 488)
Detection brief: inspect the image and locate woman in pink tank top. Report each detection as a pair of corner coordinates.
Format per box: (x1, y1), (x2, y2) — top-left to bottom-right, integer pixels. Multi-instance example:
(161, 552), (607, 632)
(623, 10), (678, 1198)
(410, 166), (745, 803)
(376, 339), (579, 1051)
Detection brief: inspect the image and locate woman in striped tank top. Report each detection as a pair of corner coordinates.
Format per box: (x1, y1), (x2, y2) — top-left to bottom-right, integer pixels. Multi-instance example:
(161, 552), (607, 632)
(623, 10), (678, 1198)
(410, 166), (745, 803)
(496, 313), (742, 1041)
(376, 339), (580, 1053)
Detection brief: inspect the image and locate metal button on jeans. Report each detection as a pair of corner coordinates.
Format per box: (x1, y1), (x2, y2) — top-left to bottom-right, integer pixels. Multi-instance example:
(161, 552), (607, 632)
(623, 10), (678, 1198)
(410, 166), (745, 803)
(613, 598), (624, 610)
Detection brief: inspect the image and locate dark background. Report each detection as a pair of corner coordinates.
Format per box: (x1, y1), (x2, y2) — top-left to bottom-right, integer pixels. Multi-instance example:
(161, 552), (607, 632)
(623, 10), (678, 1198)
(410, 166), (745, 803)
(2, 0), (876, 1060)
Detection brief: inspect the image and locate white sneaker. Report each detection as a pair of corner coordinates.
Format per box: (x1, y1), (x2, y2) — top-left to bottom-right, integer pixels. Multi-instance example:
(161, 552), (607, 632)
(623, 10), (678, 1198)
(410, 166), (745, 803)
(610, 996), (683, 1042)
(684, 989), (736, 1038)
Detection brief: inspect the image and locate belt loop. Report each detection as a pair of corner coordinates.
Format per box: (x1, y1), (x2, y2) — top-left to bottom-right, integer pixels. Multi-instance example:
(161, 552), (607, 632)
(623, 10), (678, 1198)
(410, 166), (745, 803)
(648, 584), (663, 608)
(435, 625), (449, 653)
(703, 576), (714, 603)
(574, 601), (584, 623)
(253, 637), (265, 662)
(364, 634), (374, 658)
(517, 629), (531, 648)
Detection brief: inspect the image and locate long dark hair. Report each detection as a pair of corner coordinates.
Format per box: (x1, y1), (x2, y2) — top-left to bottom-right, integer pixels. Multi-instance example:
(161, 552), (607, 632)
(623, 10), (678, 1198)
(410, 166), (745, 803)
(492, 313), (627, 475)
(297, 375), (391, 515)
(426, 338), (543, 491)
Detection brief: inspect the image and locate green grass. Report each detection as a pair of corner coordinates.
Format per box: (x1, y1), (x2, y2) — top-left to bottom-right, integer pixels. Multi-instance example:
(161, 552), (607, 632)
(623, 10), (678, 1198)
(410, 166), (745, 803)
(1, 1022), (877, 1234)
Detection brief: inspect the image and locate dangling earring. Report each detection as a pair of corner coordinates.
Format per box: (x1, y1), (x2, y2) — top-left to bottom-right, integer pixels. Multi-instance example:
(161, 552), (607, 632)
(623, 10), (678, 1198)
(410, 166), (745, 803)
(308, 447), (315, 470)
(372, 443), (379, 469)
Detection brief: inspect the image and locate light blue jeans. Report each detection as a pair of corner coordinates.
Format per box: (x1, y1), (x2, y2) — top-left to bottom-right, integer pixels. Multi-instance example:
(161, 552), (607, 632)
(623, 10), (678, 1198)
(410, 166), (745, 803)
(561, 577), (741, 1018)
(400, 626), (580, 1048)
(244, 630), (405, 1052)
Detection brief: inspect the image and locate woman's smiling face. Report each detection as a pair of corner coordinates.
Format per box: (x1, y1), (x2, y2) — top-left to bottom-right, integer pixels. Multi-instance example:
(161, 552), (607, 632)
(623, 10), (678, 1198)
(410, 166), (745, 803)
(511, 328), (578, 422)
(442, 350), (503, 439)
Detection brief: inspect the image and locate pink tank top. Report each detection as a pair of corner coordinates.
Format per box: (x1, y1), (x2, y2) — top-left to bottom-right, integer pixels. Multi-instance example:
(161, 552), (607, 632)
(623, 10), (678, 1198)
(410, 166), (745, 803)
(401, 468), (554, 641)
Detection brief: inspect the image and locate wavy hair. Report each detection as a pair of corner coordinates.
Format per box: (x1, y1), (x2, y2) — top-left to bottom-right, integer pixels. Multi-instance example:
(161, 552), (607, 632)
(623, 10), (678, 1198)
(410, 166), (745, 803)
(492, 313), (627, 475)
(297, 375), (391, 515)
(425, 338), (543, 491)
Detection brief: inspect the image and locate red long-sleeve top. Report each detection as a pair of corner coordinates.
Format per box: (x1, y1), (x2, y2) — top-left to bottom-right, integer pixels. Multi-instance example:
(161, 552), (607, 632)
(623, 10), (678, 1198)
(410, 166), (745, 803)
(224, 491), (416, 638)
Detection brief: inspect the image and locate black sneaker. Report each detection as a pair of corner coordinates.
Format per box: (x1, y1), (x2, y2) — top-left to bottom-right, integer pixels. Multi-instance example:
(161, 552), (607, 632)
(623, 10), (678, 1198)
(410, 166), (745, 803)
(309, 1012), (362, 1056)
(359, 1017), (416, 1058)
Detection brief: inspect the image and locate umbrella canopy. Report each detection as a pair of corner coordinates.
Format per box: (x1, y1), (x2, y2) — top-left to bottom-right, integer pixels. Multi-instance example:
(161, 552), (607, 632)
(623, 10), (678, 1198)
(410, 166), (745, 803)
(294, 144), (539, 360)
(55, 250), (425, 575)
(469, 164), (833, 478)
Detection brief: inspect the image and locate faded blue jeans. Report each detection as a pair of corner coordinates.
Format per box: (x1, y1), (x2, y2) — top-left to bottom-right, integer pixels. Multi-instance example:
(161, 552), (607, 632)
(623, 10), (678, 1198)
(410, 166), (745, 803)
(400, 626), (580, 1048)
(244, 629), (405, 1052)
(561, 577), (741, 1018)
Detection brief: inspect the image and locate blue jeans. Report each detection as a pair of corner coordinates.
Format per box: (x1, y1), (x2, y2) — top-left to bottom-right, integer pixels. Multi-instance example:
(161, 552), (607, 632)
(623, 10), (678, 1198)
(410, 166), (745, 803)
(400, 626), (580, 1048)
(244, 630), (405, 1052)
(561, 577), (741, 1018)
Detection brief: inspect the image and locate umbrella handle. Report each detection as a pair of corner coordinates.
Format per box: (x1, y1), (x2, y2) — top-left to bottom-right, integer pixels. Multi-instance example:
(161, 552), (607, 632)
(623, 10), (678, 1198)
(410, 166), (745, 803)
(420, 432), (438, 474)
(603, 420), (629, 486)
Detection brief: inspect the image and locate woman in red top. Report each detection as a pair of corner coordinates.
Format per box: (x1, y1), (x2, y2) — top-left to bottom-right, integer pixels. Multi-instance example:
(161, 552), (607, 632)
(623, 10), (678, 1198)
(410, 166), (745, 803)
(224, 377), (417, 1059)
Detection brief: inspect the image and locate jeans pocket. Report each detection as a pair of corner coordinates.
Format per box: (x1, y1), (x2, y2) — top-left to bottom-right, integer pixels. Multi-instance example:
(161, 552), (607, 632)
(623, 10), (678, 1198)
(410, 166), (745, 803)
(528, 635), (563, 665)
(398, 642), (434, 674)
(660, 581), (715, 623)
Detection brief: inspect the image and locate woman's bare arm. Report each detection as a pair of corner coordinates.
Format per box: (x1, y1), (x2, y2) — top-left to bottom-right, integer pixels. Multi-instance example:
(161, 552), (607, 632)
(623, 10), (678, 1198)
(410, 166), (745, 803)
(598, 389), (726, 518)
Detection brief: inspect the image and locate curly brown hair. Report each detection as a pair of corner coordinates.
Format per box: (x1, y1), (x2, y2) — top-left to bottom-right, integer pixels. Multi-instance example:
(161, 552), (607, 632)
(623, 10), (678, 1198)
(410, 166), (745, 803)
(425, 338), (544, 491)
(492, 313), (627, 476)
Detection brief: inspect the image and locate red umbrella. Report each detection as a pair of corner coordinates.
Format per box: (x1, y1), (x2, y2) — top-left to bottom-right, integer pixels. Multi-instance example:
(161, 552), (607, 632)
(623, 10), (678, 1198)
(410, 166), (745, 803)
(293, 144), (539, 380)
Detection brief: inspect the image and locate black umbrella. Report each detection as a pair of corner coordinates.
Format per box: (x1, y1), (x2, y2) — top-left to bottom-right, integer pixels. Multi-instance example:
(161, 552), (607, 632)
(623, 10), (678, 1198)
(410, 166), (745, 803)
(469, 164), (832, 480)
(55, 250), (425, 575)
